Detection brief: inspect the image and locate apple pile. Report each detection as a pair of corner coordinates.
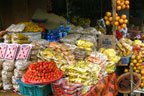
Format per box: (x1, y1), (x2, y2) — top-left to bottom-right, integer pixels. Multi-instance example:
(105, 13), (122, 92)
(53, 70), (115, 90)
(22, 61), (63, 84)
(104, 12), (128, 30)
(116, 0), (130, 10)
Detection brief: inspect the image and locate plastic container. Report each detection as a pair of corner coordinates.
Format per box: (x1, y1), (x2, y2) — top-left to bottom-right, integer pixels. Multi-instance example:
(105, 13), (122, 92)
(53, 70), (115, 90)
(121, 55), (131, 64)
(17, 80), (53, 96)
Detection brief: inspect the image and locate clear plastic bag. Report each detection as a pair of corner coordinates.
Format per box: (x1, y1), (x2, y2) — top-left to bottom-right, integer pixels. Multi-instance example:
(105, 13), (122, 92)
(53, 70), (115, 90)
(82, 27), (98, 35)
(70, 26), (84, 34)
(3, 83), (13, 90)
(12, 76), (19, 85)
(2, 70), (13, 79)
(3, 34), (11, 40)
(73, 48), (87, 60)
(60, 34), (81, 44)
(3, 61), (15, 71)
(14, 69), (26, 78)
(79, 35), (97, 43)
(13, 84), (19, 91)
(15, 60), (31, 71)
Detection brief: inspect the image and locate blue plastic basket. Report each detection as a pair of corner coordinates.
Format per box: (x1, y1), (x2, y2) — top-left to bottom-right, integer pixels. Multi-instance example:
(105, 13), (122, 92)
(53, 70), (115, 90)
(121, 55), (131, 64)
(17, 80), (52, 96)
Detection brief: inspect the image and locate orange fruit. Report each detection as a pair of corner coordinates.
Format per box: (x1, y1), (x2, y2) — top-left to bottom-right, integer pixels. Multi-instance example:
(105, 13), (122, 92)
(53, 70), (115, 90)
(104, 16), (108, 20)
(109, 17), (113, 22)
(141, 70), (144, 75)
(117, 26), (122, 30)
(124, 69), (129, 73)
(135, 70), (140, 73)
(120, 1), (125, 6)
(121, 24), (127, 28)
(115, 16), (120, 21)
(116, 0), (121, 5)
(106, 12), (112, 17)
(126, 5), (130, 9)
(125, 1), (129, 5)
(141, 76), (144, 80)
(119, 19), (124, 24)
(117, 6), (122, 11)
(106, 21), (110, 25)
(132, 59), (137, 64)
(122, 5), (126, 9)
(141, 83), (144, 88)
(133, 67), (137, 71)
(124, 19), (128, 24)
(136, 63), (141, 67)
(114, 21), (119, 26)
(121, 15), (127, 19)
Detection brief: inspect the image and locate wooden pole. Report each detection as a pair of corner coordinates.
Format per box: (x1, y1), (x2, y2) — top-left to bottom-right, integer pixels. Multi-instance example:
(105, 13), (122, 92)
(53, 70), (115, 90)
(112, 0), (117, 36)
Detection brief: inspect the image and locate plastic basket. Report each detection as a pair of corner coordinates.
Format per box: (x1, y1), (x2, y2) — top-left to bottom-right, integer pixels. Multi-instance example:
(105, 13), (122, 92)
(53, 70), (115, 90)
(17, 80), (52, 96)
(121, 55), (131, 64)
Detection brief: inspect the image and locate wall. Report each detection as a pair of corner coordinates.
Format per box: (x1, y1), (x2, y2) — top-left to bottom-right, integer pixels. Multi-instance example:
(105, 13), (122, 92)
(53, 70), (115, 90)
(0, 0), (48, 29)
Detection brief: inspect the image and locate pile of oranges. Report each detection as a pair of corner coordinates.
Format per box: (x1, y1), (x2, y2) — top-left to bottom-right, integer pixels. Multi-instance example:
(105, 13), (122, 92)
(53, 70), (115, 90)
(104, 12), (128, 30)
(116, 0), (130, 10)
(124, 51), (144, 88)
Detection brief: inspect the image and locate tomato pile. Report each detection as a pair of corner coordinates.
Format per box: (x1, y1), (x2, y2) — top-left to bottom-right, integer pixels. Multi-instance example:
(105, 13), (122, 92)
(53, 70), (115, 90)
(22, 61), (63, 84)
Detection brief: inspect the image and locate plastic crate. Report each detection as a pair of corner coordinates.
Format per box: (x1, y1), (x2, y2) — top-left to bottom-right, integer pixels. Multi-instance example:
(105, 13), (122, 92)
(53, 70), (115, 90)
(17, 80), (52, 96)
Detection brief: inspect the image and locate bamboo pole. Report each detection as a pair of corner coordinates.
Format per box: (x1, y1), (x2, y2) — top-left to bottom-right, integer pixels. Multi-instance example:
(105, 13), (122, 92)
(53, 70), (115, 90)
(112, 0), (117, 36)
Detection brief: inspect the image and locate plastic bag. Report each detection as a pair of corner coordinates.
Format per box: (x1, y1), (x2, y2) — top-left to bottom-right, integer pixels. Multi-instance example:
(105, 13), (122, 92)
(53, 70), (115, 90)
(73, 48), (87, 60)
(11, 33), (29, 40)
(64, 43), (77, 52)
(12, 76), (18, 84)
(30, 56), (38, 61)
(14, 69), (26, 78)
(81, 27), (98, 35)
(3, 83), (13, 90)
(13, 84), (19, 91)
(3, 34), (11, 40)
(2, 70), (13, 78)
(70, 26), (84, 34)
(79, 35), (97, 43)
(6, 24), (25, 32)
(3, 61), (15, 71)
(60, 34), (81, 44)
(15, 60), (32, 71)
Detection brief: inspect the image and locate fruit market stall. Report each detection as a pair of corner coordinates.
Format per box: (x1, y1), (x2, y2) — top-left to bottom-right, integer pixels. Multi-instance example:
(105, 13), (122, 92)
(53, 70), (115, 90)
(1, 0), (143, 96)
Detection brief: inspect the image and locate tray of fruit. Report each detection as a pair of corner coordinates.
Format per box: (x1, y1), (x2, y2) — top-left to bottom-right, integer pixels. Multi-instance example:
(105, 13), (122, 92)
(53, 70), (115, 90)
(22, 61), (64, 85)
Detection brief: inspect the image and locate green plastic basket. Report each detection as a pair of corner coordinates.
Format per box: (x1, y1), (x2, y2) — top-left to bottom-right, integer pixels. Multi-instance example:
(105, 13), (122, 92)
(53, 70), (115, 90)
(17, 80), (52, 96)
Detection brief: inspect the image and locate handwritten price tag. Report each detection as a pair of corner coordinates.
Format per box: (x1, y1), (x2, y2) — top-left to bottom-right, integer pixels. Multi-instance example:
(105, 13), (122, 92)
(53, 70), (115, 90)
(16, 44), (32, 60)
(5, 44), (19, 60)
(0, 43), (8, 59)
